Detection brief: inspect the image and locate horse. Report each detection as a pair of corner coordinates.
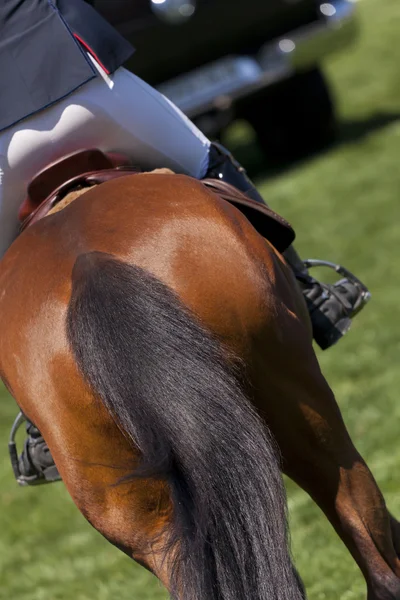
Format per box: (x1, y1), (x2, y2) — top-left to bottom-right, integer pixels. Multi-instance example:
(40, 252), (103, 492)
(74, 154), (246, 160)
(0, 164), (400, 600)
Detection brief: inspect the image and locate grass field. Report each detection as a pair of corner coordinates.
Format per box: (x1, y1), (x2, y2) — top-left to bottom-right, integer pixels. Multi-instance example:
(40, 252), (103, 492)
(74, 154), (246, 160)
(1, 0), (400, 598)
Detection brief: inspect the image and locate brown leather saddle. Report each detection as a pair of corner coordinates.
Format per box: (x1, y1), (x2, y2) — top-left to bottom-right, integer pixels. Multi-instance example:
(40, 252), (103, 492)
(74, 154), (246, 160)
(19, 149), (295, 253)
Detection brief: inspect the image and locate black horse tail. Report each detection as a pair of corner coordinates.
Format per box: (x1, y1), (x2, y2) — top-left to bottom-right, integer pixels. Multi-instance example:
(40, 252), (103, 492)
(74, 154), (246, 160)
(67, 252), (302, 600)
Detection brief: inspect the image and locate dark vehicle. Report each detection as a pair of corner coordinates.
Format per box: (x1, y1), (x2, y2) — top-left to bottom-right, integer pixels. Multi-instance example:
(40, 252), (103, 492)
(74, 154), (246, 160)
(93, 0), (357, 160)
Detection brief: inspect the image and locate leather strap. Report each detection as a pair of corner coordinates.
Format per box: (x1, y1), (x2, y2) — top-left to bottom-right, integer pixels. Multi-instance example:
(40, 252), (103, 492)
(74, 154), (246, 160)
(20, 167), (140, 233)
(202, 178), (295, 252)
(19, 148), (133, 222)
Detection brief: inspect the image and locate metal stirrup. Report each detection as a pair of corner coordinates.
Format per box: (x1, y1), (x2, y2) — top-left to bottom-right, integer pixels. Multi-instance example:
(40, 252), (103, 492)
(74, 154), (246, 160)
(303, 259), (371, 316)
(8, 411), (61, 486)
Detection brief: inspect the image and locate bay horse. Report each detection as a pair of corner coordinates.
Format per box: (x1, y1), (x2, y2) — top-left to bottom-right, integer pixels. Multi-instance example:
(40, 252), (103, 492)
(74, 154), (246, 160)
(0, 167), (400, 599)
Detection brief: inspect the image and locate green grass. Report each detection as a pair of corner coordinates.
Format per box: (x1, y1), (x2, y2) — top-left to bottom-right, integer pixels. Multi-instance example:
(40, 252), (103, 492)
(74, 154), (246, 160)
(1, 0), (400, 597)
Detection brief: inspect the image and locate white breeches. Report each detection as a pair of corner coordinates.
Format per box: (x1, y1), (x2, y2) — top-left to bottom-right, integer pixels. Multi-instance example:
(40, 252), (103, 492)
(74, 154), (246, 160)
(0, 57), (210, 257)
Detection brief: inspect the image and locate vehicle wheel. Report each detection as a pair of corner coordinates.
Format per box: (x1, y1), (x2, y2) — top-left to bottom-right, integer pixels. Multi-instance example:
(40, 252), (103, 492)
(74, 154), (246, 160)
(240, 68), (336, 163)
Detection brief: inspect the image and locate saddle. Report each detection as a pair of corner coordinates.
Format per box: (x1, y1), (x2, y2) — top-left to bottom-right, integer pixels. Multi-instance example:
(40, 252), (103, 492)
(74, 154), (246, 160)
(19, 149), (295, 253)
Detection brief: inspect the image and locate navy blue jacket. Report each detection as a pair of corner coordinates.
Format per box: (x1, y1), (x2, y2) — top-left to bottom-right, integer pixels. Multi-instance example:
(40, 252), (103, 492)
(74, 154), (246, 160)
(0, 0), (134, 132)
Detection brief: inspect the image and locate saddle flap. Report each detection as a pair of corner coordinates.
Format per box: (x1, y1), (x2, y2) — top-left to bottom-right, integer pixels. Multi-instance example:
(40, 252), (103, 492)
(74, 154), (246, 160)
(202, 179), (295, 253)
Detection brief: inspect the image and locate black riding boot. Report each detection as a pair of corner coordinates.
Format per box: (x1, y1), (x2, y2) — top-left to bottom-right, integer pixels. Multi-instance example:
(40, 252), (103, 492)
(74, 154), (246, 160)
(205, 142), (370, 350)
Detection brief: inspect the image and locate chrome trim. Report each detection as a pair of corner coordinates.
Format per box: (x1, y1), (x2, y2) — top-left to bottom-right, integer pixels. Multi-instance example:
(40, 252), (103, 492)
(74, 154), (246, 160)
(157, 0), (357, 117)
(151, 0), (197, 24)
(274, 0), (358, 71)
(8, 411), (29, 485)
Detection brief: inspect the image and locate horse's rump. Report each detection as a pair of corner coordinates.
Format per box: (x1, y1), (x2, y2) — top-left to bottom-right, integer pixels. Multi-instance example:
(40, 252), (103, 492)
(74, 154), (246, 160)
(1, 173), (304, 600)
(1, 165), (400, 600)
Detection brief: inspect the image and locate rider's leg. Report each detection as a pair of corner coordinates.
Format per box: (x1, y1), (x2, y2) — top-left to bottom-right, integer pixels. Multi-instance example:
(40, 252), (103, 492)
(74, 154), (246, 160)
(0, 56), (366, 349)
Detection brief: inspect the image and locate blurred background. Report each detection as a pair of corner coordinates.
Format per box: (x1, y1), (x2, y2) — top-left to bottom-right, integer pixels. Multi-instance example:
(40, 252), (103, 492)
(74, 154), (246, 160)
(1, 0), (400, 598)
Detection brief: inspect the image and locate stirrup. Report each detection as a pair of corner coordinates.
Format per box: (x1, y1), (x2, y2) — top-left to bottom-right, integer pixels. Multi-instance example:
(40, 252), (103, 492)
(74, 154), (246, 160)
(303, 259), (371, 315)
(8, 412), (61, 486)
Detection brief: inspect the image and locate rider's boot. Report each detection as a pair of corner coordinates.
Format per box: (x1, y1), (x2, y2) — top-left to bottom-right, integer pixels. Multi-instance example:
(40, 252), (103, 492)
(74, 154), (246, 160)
(205, 142), (370, 350)
(16, 419), (60, 485)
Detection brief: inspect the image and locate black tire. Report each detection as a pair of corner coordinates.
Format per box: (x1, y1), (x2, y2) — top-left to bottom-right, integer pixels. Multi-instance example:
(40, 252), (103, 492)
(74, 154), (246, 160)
(239, 68), (336, 163)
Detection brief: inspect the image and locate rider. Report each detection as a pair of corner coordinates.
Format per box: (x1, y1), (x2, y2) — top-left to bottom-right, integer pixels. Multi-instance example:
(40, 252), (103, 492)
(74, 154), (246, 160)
(2, 0), (369, 482)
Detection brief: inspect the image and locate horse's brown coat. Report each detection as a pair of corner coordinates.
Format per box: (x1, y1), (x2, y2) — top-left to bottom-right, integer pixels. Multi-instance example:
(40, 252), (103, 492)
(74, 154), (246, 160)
(0, 173), (399, 598)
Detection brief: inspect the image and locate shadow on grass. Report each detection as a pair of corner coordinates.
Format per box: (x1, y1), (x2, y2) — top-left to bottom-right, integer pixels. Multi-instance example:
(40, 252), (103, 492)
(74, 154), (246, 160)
(339, 112), (400, 144)
(226, 111), (400, 181)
